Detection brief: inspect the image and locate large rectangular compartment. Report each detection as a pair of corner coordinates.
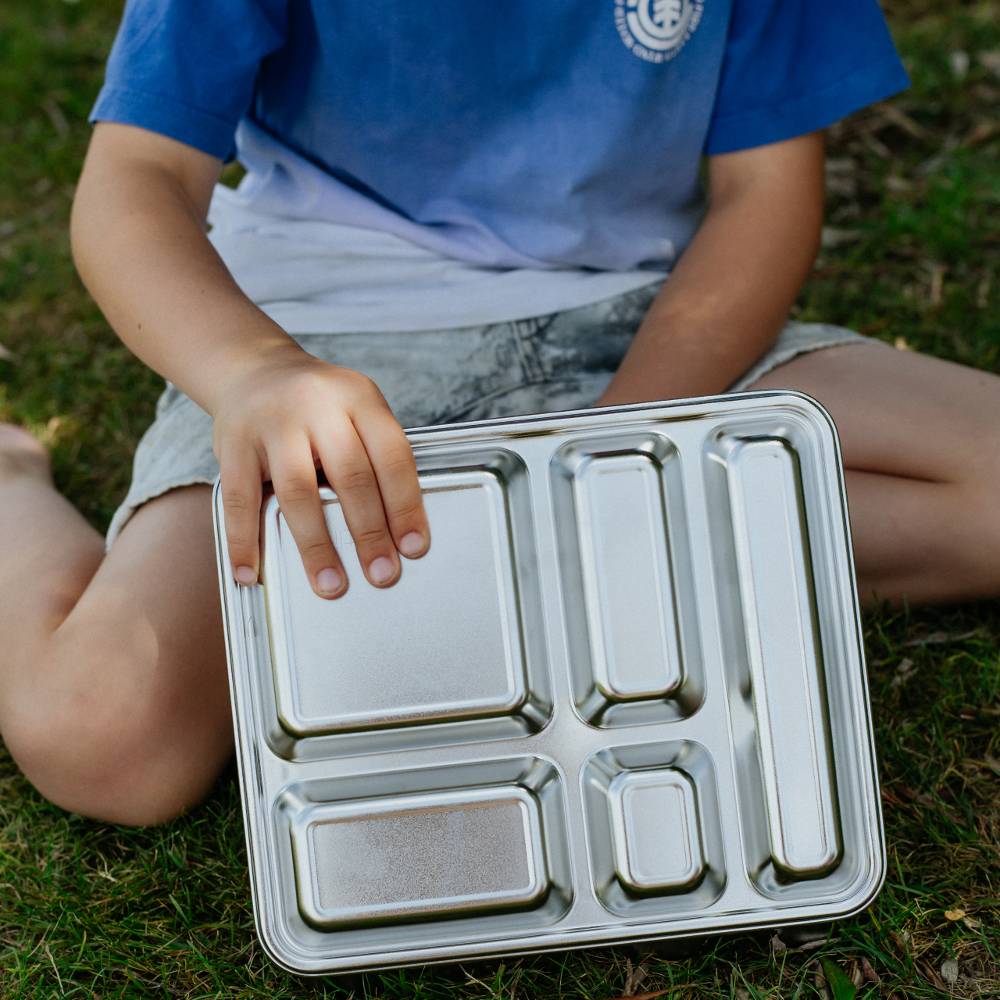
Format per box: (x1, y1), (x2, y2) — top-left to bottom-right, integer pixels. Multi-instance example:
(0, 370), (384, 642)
(214, 391), (884, 975)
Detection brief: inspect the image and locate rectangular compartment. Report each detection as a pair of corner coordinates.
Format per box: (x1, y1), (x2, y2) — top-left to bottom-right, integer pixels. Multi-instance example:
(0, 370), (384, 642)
(269, 757), (573, 964)
(261, 449), (551, 757)
(550, 433), (704, 727)
(571, 452), (682, 699)
(291, 786), (547, 929)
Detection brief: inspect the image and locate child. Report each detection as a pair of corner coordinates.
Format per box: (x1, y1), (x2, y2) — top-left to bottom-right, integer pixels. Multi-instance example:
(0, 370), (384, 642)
(1, 0), (998, 827)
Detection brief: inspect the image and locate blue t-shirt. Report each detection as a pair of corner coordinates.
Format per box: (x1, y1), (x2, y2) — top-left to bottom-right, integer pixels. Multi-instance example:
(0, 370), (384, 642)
(91, 1), (907, 272)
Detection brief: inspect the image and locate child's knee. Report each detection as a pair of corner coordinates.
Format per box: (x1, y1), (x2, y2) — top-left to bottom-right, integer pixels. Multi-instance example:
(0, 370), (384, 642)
(3, 635), (227, 826)
(7, 711), (222, 826)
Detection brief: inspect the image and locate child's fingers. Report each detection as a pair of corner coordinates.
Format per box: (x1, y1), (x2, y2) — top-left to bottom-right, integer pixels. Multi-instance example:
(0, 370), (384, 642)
(352, 411), (430, 559)
(266, 434), (347, 599)
(219, 443), (263, 586)
(313, 421), (401, 588)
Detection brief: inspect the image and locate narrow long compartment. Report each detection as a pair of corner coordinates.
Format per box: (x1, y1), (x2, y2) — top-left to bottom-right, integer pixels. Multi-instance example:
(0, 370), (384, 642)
(706, 431), (843, 890)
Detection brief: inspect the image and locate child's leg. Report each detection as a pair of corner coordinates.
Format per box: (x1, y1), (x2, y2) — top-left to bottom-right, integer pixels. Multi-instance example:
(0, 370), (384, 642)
(0, 426), (230, 826)
(744, 343), (1000, 605)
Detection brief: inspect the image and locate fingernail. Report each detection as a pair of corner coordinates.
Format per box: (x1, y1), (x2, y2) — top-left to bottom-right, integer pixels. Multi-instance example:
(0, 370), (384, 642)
(316, 568), (343, 595)
(398, 531), (426, 558)
(235, 565), (257, 586)
(368, 556), (396, 585)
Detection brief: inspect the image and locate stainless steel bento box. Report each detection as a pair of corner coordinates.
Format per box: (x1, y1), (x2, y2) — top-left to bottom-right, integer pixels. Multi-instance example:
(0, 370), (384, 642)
(212, 391), (884, 976)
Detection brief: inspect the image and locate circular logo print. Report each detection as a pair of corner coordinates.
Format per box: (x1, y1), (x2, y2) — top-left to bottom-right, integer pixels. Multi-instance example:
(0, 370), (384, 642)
(615, 0), (704, 63)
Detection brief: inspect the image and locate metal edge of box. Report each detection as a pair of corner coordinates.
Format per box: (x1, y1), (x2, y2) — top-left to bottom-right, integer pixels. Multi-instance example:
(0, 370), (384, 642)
(774, 390), (887, 903)
(213, 478), (303, 974)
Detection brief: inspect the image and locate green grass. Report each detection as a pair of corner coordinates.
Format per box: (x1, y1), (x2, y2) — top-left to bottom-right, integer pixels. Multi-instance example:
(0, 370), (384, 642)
(1, 0), (998, 996)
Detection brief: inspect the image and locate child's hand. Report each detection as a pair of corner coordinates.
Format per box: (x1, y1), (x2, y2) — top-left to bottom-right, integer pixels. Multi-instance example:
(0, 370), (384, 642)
(210, 347), (430, 599)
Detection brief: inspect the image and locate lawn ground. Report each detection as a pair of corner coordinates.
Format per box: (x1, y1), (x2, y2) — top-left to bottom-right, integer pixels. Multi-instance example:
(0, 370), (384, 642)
(0, 1), (998, 997)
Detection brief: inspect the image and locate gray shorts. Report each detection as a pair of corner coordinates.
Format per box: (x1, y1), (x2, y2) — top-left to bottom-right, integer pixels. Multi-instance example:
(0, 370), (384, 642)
(106, 282), (876, 546)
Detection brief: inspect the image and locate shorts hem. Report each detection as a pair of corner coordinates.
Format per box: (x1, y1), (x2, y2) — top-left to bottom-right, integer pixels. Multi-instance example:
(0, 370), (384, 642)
(730, 328), (887, 391)
(105, 474), (217, 551)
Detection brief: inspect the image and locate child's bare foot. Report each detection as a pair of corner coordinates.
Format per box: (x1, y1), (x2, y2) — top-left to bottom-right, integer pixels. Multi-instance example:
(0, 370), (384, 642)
(0, 424), (52, 484)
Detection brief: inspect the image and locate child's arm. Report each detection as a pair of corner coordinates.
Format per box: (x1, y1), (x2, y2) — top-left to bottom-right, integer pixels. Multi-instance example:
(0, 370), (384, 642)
(595, 132), (825, 405)
(71, 123), (429, 597)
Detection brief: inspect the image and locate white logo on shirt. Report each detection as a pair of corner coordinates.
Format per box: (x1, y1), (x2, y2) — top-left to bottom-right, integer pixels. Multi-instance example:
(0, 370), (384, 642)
(615, 0), (703, 63)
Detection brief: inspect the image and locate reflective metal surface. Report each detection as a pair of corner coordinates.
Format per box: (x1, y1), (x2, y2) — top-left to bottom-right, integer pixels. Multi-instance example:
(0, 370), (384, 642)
(214, 391), (884, 975)
(288, 785), (548, 929)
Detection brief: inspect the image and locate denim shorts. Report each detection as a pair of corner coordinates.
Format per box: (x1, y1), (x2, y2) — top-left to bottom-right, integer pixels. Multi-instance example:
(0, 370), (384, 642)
(105, 282), (876, 546)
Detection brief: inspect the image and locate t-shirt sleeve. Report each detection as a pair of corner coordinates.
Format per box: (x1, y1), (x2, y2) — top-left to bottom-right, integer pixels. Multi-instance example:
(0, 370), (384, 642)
(89, 0), (289, 160)
(704, 0), (909, 155)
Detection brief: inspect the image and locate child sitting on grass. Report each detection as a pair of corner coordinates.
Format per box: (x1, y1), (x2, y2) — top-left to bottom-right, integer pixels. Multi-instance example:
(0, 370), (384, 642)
(1, 0), (998, 827)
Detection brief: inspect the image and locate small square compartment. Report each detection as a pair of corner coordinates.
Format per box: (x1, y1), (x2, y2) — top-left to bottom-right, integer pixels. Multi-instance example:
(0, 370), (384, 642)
(583, 741), (726, 917)
(550, 433), (704, 727)
(608, 769), (705, 895)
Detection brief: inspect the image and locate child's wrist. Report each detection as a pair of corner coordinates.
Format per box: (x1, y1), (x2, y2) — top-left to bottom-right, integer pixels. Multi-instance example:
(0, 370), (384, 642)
(196, 326), (308, 416)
